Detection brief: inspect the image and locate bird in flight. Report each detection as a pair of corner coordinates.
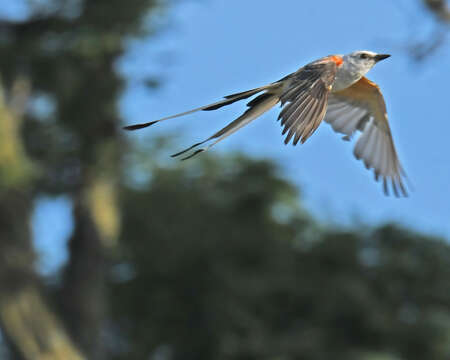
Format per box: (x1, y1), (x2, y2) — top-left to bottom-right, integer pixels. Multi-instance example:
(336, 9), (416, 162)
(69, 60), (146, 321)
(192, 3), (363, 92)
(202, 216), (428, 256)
(124, 50), (407, 196)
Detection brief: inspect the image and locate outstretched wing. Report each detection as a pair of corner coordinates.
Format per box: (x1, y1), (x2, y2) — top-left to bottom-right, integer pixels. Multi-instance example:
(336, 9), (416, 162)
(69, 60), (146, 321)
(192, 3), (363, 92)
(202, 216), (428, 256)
(278, 57), (339, 145)
(324, 77), (407, 196)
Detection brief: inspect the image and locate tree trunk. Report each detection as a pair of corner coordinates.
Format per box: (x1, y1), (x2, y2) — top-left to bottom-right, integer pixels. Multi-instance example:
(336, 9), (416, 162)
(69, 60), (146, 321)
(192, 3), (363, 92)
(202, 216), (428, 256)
(0, 82), (84, 359)
(60, 172), (119, 360)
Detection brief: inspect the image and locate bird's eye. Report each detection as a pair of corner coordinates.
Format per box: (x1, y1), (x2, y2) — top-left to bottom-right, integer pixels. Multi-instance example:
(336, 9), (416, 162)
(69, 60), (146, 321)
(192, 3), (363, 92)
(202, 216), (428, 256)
(359, 53), (369, 59)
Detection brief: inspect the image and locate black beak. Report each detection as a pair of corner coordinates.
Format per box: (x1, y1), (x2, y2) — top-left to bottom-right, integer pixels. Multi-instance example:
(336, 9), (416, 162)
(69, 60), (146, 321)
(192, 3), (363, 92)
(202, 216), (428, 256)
(374, 54), (391, 62)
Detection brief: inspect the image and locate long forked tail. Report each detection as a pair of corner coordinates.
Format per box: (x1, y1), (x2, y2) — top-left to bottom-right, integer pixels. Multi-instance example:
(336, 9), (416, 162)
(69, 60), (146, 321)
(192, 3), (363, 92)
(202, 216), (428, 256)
(123, 84), (277, 131)
(171, 92), (280, 160)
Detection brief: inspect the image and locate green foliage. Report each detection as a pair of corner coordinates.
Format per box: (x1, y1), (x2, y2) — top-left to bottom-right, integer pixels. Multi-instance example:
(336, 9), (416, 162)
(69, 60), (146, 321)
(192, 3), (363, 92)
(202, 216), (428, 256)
(0, 0), (164, 194)
(110, 154), (450, 360)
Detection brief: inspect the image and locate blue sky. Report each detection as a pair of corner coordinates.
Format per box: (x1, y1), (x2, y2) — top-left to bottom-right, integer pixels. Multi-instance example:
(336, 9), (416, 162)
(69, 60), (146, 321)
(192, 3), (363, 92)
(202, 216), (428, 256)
(2, 1), (449, 273)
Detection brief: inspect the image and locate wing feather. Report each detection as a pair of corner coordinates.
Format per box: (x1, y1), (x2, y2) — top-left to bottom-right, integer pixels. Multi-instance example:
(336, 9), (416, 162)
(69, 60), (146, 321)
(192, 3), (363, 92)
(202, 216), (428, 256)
(278, 58), (338, 145)
(325, 77), (407, 196)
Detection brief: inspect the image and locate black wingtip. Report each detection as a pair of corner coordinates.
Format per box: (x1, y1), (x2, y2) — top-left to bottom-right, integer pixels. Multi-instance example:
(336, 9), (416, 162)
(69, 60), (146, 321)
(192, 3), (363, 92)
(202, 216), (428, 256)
(123, 121), (158, 131)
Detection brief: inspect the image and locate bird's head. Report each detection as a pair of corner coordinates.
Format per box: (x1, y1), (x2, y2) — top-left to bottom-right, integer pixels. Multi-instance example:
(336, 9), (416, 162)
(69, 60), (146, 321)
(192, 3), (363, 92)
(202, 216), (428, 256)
(343, 50), (391, 76)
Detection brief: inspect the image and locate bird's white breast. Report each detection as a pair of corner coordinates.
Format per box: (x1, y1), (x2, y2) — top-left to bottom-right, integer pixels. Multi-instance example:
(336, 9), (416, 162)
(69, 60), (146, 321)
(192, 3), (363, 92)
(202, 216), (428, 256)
(332, 63), (363, 92)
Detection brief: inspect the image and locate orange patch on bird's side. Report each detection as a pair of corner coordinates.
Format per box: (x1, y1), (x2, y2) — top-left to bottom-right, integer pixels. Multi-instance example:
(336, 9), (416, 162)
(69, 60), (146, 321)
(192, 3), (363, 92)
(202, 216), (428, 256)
(329, 55), (343, 66)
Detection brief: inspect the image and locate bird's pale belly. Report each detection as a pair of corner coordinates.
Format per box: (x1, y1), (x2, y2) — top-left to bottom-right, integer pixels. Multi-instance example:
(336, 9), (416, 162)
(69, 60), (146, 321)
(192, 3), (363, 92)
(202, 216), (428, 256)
(332, 70), (362, 92)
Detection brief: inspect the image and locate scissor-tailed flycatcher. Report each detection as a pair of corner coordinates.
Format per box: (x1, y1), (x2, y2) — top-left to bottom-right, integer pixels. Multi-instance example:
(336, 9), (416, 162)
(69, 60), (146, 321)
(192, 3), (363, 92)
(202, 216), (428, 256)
(124, 51), (407, 196)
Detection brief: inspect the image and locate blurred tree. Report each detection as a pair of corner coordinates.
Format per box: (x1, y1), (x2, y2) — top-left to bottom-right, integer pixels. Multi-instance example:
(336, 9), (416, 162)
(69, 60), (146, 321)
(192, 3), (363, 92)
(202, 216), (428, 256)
(111, 154), (450, 360)
(406, 0), (449, 61)
(423, 0), (450, 21)
(0, 0), (166, 358)
(0, 79), (83, 359)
